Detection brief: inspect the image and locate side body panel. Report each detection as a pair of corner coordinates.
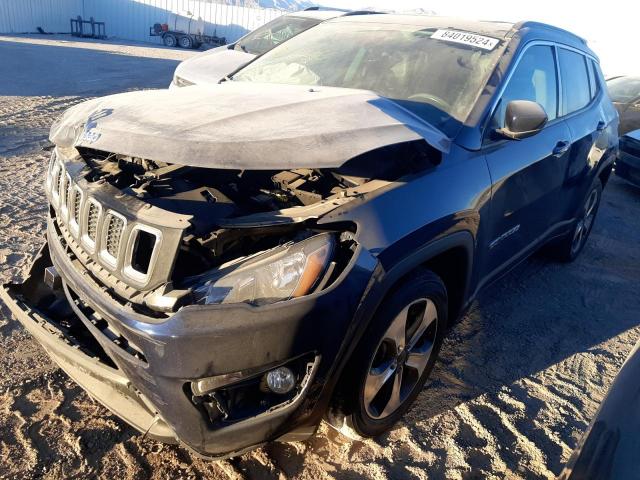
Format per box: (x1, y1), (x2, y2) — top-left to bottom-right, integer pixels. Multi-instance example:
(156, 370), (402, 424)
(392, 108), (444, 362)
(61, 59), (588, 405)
(321, 143), (492, 290)
(482, 119), (572, 276)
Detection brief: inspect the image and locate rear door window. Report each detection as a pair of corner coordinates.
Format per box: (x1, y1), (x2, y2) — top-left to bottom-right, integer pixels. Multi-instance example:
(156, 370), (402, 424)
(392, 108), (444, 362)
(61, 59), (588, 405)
(558, 49), (591, 115)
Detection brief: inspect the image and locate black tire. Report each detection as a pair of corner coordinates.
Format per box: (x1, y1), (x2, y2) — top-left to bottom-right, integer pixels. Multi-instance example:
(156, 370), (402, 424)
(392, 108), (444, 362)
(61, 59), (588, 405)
(333, 269), (448, 438)
(548, 178), (603, 262)
(178, 35), (193, 49)
(163, 33), (177, 48)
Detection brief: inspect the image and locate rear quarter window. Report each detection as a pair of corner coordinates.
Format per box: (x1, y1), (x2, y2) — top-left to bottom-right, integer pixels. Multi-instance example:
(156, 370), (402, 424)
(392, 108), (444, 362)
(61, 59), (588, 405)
(558, 49), (591, 115)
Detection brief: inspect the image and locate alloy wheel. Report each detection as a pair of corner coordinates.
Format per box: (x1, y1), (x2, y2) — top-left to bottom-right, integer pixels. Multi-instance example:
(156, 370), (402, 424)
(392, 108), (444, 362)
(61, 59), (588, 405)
(571, 188), (599, 255)
(363, 298), (438, 419)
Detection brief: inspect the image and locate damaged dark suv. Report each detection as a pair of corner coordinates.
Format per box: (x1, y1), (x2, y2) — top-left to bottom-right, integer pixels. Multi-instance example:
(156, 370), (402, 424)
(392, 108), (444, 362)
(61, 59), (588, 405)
(1, 15), (618, 458)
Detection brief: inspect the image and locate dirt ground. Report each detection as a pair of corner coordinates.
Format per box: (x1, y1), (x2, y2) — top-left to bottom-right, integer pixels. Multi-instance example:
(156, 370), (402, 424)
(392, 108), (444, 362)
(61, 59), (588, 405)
(0, 34), (639, 480)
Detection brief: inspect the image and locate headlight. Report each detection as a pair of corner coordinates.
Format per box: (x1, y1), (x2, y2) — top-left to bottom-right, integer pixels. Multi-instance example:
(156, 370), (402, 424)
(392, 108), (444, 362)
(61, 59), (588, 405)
(191, 233), (335, 306)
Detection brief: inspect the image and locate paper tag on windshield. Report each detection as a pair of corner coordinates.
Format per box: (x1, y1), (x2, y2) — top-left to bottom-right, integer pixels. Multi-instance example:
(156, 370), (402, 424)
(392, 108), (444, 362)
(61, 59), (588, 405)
(431, 29), (499, 51)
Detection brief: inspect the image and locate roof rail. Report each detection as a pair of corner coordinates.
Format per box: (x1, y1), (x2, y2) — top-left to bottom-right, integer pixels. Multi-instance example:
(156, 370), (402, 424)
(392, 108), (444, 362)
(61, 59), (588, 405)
(515, 21), (587, 44)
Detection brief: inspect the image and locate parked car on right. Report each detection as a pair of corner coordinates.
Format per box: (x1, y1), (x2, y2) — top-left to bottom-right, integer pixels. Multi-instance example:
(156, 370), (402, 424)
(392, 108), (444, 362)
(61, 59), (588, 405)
(559, 337), (640, 480)
(616, 129), (640, 187)
(606, 75), (640, 135)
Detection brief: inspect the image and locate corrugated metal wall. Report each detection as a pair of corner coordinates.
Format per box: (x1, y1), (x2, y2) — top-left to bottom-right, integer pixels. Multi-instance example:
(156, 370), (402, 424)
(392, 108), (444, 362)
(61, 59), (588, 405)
(0, 0), (285, 44)
(0, 0), (82, 34)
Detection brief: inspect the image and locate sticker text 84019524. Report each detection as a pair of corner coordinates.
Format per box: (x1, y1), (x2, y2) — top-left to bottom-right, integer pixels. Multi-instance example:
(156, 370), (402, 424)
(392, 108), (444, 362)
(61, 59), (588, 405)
(431, 29), (500, 51)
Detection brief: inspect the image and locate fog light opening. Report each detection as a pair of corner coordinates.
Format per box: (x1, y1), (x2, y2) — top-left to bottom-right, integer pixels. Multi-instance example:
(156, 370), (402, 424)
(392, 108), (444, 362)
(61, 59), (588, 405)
(265, 367), (296, 394)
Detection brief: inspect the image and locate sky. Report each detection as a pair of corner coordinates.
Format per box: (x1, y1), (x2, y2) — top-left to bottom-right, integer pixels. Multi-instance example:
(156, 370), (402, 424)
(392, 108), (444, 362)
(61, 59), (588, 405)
(321, 0), (640, 76)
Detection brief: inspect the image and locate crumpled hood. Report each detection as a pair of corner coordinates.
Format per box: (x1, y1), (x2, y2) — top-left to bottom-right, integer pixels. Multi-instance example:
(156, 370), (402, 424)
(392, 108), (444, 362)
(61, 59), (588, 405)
(173, 46), (254, 85)
(50, 82), (450, 170)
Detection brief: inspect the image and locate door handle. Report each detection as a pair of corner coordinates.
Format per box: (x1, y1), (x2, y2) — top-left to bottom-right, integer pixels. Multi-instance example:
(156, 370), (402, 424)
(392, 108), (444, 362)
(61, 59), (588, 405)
(553, 140), (570, 156)
(596, 120), (606, 131)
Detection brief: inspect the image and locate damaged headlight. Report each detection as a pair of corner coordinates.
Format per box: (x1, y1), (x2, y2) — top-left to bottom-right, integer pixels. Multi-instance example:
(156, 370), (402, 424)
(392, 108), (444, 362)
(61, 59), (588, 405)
(191, 233), (335, 306)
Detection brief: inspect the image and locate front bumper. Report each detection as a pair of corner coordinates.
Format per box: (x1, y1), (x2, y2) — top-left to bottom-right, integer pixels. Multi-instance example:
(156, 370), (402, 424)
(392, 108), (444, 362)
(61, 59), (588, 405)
(1, 219), (374, 458)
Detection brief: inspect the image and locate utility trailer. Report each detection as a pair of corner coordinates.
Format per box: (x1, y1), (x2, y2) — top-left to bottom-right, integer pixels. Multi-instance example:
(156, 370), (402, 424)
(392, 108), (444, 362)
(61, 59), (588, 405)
(150, 12), (225, 49)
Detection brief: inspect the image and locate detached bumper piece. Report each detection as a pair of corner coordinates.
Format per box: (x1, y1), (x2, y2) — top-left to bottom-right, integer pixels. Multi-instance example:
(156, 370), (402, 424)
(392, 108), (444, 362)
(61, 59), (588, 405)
(0, 246), (175, 443)
(1, 242), (327, 459)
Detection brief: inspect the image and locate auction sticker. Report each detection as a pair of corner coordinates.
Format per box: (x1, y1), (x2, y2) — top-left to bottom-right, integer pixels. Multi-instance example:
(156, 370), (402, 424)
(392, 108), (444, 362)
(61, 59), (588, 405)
(431, 29), (500, 51)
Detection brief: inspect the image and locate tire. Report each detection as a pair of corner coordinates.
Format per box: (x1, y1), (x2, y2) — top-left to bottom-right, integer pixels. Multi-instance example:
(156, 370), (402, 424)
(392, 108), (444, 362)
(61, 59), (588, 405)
(331, 269), (448, 438)
(178, 35), (193, 49)
(163, 33), (177, 48)
(548, 178), (603, 262)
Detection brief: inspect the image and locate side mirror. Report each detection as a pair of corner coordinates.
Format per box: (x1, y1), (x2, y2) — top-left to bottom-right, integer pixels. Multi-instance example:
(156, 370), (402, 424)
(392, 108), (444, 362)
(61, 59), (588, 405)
(496, 100), (548, 140)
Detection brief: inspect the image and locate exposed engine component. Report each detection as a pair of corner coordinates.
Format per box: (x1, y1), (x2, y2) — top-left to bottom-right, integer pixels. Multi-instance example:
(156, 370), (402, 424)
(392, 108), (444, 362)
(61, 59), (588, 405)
(65, 144), (437, 311)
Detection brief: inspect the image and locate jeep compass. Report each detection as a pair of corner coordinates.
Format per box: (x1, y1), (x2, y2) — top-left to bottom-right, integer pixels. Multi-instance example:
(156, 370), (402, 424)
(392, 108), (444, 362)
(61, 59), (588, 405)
(0, 15), (618, 458)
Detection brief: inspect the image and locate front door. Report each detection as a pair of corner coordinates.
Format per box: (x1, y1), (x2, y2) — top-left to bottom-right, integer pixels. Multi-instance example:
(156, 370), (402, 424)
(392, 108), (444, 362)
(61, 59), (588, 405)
(482, 44), (571, 277)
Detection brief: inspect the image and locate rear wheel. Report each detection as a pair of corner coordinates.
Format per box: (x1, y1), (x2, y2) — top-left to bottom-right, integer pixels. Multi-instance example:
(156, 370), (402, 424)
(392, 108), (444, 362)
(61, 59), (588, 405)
(178, 35), (194, 49)
(163, 33), (177, 48)
(331, 269), (448, 438)
(548, 179), (603, 262)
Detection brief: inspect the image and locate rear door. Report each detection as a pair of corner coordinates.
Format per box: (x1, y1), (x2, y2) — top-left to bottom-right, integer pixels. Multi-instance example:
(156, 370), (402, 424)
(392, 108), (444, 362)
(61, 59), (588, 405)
(482, 44), (572, 277)
(556, 49), (615, 218)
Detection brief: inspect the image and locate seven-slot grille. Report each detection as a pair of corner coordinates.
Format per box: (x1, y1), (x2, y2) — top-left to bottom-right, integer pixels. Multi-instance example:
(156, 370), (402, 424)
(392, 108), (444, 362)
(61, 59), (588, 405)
(47, 158), (160, 286)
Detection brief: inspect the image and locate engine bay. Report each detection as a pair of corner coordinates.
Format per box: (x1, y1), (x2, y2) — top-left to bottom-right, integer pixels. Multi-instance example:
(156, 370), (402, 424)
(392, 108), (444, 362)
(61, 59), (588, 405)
(69, 142), (439, 310)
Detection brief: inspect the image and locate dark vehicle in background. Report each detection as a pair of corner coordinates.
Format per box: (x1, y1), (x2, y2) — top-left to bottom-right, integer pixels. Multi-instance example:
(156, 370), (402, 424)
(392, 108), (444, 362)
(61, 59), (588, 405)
(559, 338), (640, 480)
(0, 15), (618, 458)
(606, 75), (640, 135)
(170, 9), (378, 88)
(616, 129), (640, 187)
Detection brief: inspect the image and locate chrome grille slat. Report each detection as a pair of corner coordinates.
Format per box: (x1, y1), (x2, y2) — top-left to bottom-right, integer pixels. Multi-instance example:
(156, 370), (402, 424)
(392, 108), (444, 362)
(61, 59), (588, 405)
(87, 203), (99, 241)
(73, 189), (82, 222)
(105, 215), (124, 259)
(56, 168), (64, 198)
(66, 181), (73, 211)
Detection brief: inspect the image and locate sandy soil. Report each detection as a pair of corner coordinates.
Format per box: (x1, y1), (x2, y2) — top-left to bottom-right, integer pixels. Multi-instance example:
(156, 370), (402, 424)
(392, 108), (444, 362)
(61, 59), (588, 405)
(0, 35), (639, 480)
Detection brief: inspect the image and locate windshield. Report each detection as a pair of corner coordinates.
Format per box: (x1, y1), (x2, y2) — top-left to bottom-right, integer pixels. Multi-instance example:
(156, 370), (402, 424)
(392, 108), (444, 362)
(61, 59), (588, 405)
(234, 16), (321, 56)
(233, 22), (504, 125)
(606, 76), (640, 103)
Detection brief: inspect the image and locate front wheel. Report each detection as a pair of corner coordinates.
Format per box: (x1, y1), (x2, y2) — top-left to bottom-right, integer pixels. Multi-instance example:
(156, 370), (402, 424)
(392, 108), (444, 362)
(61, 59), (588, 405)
(331, 269), (448, 438)
(548, 179), (603, 262)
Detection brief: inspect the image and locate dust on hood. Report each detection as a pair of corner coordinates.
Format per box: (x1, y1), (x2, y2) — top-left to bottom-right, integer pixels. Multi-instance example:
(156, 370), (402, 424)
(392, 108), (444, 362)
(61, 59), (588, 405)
(50, 82), (451, 170)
